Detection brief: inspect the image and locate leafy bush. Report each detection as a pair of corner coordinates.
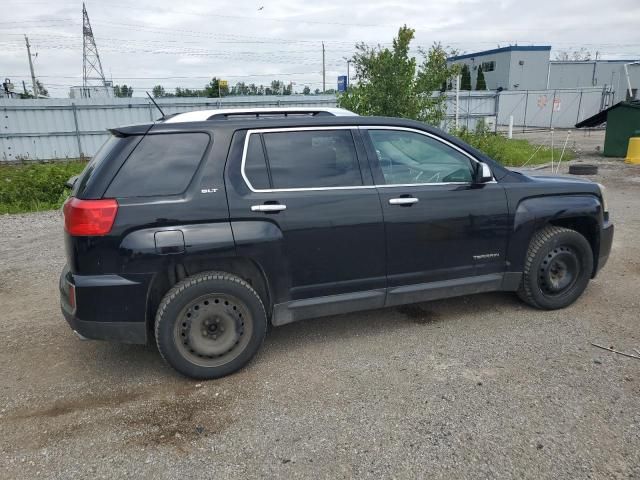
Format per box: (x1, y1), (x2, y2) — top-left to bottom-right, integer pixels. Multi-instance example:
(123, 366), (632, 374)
(337, 26), (460, 126)
(453, 123), (574, 167)
(0, 161), (87, 214)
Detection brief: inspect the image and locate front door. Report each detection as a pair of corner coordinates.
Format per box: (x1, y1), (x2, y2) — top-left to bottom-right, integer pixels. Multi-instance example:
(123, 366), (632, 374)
(226, 127), (386, 307)
(361, 127), (510, 305)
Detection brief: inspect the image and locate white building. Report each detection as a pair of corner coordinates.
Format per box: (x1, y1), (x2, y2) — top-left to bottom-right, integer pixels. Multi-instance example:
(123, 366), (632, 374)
(448, 46), (639, 102)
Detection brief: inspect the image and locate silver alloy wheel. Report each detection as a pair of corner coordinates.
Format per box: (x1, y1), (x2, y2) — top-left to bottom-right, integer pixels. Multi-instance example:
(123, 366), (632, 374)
(174, 293), (253, 368)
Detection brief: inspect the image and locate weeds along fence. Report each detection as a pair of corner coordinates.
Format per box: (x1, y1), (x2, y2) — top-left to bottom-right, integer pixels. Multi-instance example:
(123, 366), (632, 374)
(1, 87), (611, 162)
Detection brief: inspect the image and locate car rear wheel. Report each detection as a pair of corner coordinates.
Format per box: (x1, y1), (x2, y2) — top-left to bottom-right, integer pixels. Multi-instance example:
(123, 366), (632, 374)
(155, 272), (267, 379)
(518, 226), (593, 310)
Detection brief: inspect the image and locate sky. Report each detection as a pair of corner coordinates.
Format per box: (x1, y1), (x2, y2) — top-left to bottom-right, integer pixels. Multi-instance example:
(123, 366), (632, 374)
(1, 0), (639, 97)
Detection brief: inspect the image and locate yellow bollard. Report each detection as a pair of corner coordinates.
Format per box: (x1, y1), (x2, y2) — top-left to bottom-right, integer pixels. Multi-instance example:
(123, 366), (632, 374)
(626, 137), (640, 164)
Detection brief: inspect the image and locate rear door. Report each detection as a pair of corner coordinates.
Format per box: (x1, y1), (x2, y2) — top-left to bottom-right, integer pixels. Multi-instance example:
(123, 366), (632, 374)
(361, 126), (510, 304)
(226, 127), (386, 306)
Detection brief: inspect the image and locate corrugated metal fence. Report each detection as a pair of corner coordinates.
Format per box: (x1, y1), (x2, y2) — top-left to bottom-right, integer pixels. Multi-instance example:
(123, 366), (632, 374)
(496, 87), (610, 129)
(443, 91), (498, 132)
(0, 96), (338, 161)
(0, 88), (608, 161)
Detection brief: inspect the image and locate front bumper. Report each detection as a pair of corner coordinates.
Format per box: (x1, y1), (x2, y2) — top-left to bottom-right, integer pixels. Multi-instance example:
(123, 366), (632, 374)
(594, 219), (614, 276)
(59, 266), (150, 344)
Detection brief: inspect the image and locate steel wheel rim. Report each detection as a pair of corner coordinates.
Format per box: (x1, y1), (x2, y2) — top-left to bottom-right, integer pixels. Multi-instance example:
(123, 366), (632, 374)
(538, 246), (580, 297)
(174, 293), (253, 368)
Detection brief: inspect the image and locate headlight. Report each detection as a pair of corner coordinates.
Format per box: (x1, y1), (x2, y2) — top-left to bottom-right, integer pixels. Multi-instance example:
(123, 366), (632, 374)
(597, 183), (608, 213)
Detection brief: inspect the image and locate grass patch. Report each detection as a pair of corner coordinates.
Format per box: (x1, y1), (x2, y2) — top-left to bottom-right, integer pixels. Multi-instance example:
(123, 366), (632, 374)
(454, 129), (574, 167)
(0, 160), (87, 214)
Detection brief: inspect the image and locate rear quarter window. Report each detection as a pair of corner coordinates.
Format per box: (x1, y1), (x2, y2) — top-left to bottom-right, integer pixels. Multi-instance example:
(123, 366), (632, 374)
(74, 135), (123, 198)
(105, 132), (210, 198)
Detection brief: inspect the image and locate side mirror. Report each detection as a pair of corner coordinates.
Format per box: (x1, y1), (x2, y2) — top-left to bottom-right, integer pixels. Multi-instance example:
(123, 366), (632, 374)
(476, 163), (493, 183)
(65, 175), (79, 189)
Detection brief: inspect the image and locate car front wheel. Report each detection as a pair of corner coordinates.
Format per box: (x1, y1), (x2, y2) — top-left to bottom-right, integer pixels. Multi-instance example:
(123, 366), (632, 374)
(518, 226), (594, 310)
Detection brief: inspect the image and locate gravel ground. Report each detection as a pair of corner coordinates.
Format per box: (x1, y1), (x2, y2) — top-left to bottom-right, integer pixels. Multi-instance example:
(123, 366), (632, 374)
(1, 152), (639, 479)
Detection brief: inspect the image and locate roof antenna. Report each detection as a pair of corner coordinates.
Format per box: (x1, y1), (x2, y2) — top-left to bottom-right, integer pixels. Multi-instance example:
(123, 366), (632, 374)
(146, 91), (166, 119)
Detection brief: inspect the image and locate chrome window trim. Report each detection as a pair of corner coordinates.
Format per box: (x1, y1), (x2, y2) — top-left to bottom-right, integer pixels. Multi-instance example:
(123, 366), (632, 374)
(240, 125), (492, 193)
(241, 126), (370, 193)
(360, 125), (496, 186)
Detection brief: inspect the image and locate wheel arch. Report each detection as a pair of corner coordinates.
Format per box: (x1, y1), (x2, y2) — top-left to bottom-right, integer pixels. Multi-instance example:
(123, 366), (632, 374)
(547, 216), (599, 275)
(509, 194), (603, 275)
(146, 256), (273, 339)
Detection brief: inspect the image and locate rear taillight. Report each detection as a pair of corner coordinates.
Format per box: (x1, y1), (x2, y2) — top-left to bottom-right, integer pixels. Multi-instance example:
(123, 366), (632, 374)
(63, 197), (118, 236)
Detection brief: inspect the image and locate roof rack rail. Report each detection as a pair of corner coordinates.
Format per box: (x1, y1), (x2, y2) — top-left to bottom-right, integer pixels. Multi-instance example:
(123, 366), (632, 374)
(163, 107), (357, 124)
(206, 110), (335, 120)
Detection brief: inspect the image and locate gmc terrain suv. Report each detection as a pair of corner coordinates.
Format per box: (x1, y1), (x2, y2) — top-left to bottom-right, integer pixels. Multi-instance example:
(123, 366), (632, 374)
(60, 107), (613, 379)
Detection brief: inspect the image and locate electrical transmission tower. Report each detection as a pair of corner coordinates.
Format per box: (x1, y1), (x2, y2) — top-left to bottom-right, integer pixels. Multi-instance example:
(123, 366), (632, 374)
(82, 2), (107, 88)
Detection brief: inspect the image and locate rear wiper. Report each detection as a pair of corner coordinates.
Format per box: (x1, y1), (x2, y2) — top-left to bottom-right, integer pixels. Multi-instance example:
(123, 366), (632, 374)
(65, 175), (79, 189)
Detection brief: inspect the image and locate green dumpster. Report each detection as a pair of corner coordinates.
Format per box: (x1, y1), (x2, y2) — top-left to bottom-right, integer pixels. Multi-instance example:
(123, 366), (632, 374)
(576, 100), (640, 158)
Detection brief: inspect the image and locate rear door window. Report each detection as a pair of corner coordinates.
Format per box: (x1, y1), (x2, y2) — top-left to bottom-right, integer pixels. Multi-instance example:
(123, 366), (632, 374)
(259, 129), (362, 189)
(244, 134), (271, 190)
(106, 132), (210, 197)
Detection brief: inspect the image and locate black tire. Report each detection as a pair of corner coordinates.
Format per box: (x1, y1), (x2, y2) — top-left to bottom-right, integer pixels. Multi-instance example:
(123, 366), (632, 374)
(155, 272), (267, 379)
(518, 226), (593, 310)
(569, 164), (598, 175)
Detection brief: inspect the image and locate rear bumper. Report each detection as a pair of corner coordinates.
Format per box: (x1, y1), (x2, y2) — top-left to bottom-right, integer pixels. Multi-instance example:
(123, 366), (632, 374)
(62, 309), (147, 344)
(594, 220), (614, 276)
(59, 266), (150, 344)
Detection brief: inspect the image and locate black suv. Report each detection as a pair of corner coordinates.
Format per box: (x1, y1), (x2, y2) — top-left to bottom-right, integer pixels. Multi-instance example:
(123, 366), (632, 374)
(60, 109), (613, 379)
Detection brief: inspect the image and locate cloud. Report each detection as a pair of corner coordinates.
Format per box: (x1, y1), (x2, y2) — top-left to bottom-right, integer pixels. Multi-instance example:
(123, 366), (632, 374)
(1, 0), (638, 97)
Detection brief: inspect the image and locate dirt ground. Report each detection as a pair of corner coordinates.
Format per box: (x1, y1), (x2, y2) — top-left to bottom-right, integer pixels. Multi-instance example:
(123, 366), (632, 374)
(1, 135), (639, 479)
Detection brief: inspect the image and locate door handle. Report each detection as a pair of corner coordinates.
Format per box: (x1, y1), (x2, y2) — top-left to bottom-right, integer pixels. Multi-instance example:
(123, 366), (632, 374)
(251, 204), (287, 212)
(389, 197), (418, 206)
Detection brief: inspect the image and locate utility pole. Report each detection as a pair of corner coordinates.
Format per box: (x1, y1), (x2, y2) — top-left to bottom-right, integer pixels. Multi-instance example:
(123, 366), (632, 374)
(322, 42), (326, 94)
(346, 59), (351, 88)
(24, 35), (38, 98)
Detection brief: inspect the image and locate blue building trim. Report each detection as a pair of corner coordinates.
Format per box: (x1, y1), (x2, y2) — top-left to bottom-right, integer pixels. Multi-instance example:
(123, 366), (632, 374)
(448, 45), (551, 61)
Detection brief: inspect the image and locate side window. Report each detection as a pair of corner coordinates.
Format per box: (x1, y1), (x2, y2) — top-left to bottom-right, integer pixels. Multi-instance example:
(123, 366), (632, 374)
(106, 133), (209, 197)
(244, 134), (270, 190)
(261, 130), (363, 189)
(368, 130), (474, 185)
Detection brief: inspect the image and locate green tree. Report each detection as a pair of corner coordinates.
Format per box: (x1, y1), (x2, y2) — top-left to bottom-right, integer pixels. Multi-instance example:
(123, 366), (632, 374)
(302, 85), (311, 95)
(204, 77), (229, 98)
(314, 88), (320, 95)
(152, 85), (166, 98)
(270, 80), (283, 95)
(337, 26), (459, 125)
(476, 65), (486, 90)
(232, 81), (250, 96)
(175, 87), (203, 97)
(460, 64), (471, 90)
(113, 84), (133, 97)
